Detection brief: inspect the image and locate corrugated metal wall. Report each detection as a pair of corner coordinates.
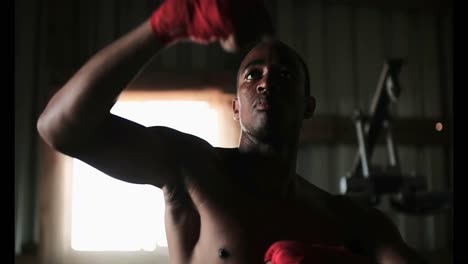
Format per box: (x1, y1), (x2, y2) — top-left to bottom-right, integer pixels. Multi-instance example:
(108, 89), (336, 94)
(278, 0), (453, 252)
(15, 0), (49, 254)
(16, 0), (452, 257)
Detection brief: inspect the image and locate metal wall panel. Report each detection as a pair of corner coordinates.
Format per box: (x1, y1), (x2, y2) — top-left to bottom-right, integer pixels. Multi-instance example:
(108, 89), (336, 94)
(280, 0), (453, 251)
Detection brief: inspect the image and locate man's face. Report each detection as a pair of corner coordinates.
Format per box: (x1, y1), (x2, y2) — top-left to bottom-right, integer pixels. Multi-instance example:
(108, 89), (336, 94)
(233, 41), (314, 140)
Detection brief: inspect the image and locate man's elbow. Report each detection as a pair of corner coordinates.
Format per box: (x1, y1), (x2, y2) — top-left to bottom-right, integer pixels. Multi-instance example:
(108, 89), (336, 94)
(37, 114), (60, 150)
(36, 111), (76, 153)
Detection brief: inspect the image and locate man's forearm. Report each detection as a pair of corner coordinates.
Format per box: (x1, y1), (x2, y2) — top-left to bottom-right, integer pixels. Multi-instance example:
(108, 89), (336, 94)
(37, 19), (163, 149)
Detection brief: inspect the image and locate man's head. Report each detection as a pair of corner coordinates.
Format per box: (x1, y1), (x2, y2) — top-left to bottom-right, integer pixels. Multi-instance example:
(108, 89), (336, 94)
(232, 39), (315, 142)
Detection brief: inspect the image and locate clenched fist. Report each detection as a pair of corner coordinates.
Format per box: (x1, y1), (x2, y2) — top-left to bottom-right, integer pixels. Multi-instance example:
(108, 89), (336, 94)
(150, 0), (274, 52)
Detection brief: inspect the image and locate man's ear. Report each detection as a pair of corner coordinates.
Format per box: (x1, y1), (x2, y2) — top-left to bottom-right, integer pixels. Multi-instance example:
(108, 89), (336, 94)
(232, 98), (240, 121)
(304, 96), (316, 119)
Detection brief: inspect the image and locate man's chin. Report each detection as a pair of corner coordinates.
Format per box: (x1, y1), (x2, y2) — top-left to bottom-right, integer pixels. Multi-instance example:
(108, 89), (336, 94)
(249, 123), (284, 142)
(242, 114), (292, 138)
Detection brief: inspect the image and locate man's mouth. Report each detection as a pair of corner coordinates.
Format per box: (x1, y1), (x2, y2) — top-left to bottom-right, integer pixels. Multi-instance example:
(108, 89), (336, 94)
(255, 98), (271, 111)
(255, 101), (270, 111)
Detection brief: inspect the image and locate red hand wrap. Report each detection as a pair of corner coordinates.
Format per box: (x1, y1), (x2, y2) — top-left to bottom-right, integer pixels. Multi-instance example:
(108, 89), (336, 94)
(150, 0), (234, 45)
(264, 241), (372, 264)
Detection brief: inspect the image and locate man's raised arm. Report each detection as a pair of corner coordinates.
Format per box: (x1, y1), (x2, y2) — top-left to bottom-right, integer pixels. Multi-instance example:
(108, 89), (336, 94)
(37, 19), (161, 153)
(37, 0), (273, 188)
(37, 13), (188, 188)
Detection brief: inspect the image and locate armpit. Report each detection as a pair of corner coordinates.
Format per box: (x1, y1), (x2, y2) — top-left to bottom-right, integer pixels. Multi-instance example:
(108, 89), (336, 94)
(163, 183), (194, 209)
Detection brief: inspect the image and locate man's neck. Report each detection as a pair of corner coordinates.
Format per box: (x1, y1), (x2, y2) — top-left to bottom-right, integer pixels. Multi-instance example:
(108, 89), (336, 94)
(237, 131), (300, 199)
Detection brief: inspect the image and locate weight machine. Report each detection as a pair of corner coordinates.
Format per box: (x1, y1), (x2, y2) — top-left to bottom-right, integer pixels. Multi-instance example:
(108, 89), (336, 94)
(339, 59), (452, 215)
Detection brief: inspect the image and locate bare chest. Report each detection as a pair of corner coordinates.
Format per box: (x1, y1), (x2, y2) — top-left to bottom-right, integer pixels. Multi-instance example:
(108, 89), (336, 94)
(166, 187), (350, 264)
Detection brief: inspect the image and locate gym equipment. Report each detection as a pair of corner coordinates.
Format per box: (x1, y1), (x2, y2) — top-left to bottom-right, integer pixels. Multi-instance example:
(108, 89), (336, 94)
(339, 59), (452, 215)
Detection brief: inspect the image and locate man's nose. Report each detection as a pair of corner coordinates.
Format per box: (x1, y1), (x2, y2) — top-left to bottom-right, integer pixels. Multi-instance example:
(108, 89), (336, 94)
(256, 84), (267, 94)
(256, 76), (275, 94)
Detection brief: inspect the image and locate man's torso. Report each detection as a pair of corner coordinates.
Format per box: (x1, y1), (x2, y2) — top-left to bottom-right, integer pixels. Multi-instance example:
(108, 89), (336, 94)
(160, 148), (374, 264)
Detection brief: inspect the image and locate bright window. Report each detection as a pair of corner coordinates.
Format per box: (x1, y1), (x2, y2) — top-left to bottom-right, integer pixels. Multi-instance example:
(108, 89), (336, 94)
(71, 100), (220, 251)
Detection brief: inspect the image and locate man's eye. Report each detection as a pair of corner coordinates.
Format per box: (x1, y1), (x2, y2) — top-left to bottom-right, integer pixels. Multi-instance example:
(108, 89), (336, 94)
(246, 70), (262, 80)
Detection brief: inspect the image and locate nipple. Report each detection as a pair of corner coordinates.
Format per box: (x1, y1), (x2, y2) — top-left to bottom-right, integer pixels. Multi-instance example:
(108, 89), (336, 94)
(218, 248), (230, 259)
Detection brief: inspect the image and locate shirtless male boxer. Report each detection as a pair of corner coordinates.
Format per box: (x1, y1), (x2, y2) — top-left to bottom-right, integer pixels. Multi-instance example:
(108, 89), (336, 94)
(37, 0), (427, 263)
